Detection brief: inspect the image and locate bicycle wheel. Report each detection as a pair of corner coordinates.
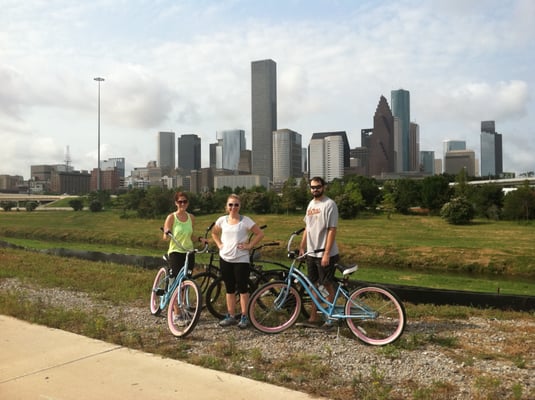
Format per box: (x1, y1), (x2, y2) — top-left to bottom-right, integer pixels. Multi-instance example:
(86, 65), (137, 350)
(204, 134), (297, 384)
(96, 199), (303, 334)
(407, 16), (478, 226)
(205, 277), (254, 320)
(248, 281), (301, 334)
(191, 271), (218, 298)
(345, 286), (406, 346)
(150, 267), (167, 316)
(167, 279), (202, 337)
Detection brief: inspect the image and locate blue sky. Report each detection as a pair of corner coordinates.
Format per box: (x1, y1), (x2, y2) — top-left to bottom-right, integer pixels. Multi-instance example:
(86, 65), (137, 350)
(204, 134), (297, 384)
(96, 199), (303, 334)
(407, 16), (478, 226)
(1, 0), (534, 179)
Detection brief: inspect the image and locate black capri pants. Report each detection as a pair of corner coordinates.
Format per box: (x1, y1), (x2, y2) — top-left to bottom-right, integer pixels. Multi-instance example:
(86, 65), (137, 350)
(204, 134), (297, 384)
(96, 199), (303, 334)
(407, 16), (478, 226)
(219, 258), (250, 294)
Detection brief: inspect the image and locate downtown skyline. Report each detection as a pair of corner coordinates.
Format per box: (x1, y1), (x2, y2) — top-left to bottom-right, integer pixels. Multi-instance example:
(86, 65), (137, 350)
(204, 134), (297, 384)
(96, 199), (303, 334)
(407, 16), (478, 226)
(1, 0), (533, 179)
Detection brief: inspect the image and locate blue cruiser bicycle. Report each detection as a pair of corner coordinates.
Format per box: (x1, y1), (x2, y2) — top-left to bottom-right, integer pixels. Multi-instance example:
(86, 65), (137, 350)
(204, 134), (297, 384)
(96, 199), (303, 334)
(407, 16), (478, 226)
(247, 228), (406, 346)
(150, 227), (210, 337)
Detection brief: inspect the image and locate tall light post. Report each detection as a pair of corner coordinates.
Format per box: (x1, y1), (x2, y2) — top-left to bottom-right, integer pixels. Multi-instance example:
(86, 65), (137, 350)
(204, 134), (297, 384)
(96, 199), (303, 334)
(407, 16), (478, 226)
(94, 77), (105, 191)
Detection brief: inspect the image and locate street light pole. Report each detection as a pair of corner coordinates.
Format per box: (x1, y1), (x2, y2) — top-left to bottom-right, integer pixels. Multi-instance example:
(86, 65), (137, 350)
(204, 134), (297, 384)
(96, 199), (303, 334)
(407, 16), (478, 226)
(94, 77), (105, 191)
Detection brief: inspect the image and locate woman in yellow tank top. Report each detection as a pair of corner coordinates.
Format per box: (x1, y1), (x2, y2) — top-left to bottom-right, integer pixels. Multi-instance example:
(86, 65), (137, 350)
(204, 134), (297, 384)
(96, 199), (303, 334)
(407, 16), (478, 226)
(162, 192), (200, 277)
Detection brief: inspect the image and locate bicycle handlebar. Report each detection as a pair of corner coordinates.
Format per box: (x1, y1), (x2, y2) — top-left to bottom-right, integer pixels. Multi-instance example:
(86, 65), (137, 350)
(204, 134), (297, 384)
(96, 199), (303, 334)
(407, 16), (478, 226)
(160, 227), (209, 254)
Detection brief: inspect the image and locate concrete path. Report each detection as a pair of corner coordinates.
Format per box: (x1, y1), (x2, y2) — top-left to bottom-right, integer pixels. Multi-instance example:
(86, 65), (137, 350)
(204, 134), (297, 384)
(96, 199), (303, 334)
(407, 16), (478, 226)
(0, 315), (320, 400)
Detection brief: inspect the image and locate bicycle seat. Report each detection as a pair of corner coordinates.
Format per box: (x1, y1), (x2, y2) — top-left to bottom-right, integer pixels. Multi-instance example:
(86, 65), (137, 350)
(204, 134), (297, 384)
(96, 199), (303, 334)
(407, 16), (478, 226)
(336, 263), (358, 276)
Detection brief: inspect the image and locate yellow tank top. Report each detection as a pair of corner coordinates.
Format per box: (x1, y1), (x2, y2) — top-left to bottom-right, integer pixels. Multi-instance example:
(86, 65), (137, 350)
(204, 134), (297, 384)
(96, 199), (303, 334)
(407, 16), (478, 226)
(168, 212), (194, 254)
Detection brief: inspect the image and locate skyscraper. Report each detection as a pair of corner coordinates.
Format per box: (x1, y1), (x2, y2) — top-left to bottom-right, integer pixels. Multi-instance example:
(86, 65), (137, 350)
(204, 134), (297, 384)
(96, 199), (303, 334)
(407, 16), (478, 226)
(391, 89), (410, 171)
(480, 121), (503, 177)
(443, 140), (466, 174)
(215, 130), (246, 171)
(178, 134), (201, 173)
(308, 131), (349, 182)
(251, 59), (277, 180)
(409, 122), (420, 171)
(158, 131), (175, 174)
(368, 96), (395, 177)
(272, 129), (302, 183)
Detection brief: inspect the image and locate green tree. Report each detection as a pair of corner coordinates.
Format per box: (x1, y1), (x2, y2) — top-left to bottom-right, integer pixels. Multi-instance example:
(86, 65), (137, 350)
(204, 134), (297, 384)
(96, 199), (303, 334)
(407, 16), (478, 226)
(137, 187), (173, 218)
(470, 184), (504, 219)
(25, 201), (39, 211)
(120, 189), (146, 211)
(68, 198), (84, 211)
(280, 177), (299, 213)
(393, 178), (422, 214)
(336, 193), (359, 219)
(440, 196), (475, 225)
(345, 175), (381, 210)
(242, 191), (270, 214)
(89, 200), (103, 212)
(0, 201), (16, 211)
(502, 182), (535, 221)
(88, 190), (112, 208)
(421, 175), (452, 214)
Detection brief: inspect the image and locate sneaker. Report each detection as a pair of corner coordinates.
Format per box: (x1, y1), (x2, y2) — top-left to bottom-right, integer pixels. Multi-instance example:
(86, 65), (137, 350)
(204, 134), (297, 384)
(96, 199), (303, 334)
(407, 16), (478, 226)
(237, 315), (249, 329)
(219, 315), (238, 327)
(173, 314), (187, 327)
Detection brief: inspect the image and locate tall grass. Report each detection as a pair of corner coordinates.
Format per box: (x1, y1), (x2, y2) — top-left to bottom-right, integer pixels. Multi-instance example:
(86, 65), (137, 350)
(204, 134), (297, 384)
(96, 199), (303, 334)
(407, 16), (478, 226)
(1, 210), (534, 294)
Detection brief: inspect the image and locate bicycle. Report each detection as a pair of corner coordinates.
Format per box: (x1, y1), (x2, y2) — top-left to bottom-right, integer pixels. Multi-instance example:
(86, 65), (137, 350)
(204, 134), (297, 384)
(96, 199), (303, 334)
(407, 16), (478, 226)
(149, 228), (209, 337)
(190, 222), (220, 299)
(247, 228), (406, 346)
(205, 240), (290, 320)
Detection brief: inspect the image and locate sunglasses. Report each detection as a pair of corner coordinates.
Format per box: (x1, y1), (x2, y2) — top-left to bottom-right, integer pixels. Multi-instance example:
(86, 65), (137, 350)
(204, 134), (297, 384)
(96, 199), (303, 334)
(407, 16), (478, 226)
(227, 203), (240, 208)
(310, 185), (323, 190)
(176, 200), (188, 204)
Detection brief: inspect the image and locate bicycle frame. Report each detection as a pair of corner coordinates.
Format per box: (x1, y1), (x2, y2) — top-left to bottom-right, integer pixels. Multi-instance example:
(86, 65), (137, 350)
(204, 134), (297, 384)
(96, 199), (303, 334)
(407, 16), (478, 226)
(279, 262), (375, 321)
(278, 228), (374, 322)
(155, 227), (210, 311)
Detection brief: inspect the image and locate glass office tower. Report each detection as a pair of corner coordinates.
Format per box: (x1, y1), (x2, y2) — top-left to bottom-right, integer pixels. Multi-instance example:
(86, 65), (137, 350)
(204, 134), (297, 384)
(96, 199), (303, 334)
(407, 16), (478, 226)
(251, 59), (277, 180)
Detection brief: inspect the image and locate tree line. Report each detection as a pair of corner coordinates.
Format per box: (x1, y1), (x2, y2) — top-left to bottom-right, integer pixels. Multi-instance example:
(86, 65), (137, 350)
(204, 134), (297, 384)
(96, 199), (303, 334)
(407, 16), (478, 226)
(3, 172), (534, 224)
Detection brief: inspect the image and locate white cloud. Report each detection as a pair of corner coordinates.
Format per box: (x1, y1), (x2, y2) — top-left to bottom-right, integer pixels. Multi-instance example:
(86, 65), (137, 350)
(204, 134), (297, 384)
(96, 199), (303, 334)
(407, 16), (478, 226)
(0, 0), (534, 178)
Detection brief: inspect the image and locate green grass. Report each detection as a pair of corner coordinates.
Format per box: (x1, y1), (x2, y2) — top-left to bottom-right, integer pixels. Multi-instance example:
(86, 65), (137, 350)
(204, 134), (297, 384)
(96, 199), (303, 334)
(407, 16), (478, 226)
(1, 209), (535, 296)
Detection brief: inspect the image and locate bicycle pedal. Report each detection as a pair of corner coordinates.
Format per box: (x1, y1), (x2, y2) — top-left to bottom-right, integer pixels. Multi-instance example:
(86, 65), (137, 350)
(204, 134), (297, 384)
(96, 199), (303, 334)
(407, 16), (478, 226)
(154, 288), (165, 296)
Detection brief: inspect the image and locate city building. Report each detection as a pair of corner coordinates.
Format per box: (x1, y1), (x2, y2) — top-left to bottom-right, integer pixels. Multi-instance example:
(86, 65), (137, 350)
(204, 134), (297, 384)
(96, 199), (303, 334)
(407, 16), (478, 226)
(272, 129), (302, 183)
(367, 96), (395, 177)
(190, 168), (214, 194)
(420, 151), (435, 174)
(90, 168), (121, 192)
(391, 89), (411, 171)
(409, 122), (420, 171)
(157, 131), (176, 175)
(444, 150), (476, 176)
(0, 175), (24, 192)
(178, 134), (201, 173)
(52, 170), (91, 194)
(214, 174), (270, 191)
(308, 131), (349, 182)
(442, 140), (467, 174)
(480, 121), (503, 177)
(251, 59), (277, 180)
(238, 150), (252, 174)
(215, 130), (245, 171)
(101, 157), (125, 178)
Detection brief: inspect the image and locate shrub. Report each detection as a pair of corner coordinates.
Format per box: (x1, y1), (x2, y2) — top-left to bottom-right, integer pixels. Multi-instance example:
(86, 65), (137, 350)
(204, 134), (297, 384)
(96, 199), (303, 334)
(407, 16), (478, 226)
(0, 201), (16, 211)
(69, 199), (84, 211)
(440, 196), (475, 225)
(25, 201), (39, 211)
(89, 200), (103, 212)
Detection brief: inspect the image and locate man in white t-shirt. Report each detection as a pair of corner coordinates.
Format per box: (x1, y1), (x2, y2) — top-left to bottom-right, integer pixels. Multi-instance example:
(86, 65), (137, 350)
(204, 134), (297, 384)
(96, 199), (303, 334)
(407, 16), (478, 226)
(299, 176), (339, 330)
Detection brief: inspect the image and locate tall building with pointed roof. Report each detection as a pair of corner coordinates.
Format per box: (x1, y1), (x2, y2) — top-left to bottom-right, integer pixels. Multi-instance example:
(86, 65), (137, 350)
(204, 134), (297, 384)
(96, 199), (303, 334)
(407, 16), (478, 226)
(367, 96), (395, 176)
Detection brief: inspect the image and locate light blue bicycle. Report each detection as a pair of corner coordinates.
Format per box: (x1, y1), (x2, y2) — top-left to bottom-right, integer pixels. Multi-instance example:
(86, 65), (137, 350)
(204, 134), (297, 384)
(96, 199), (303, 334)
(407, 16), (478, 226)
(150, 227), (209, 337)
(247, 228), (406, 346)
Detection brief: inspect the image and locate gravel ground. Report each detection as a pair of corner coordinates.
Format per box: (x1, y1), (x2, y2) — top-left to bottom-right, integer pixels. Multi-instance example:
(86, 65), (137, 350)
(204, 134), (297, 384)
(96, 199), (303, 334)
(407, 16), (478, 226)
(1, 278), (534, 400)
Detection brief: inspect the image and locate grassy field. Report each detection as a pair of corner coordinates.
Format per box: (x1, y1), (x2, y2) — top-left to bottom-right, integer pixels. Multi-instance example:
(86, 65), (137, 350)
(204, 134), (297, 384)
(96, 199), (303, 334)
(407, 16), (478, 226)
(1, 209), (534, 295)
